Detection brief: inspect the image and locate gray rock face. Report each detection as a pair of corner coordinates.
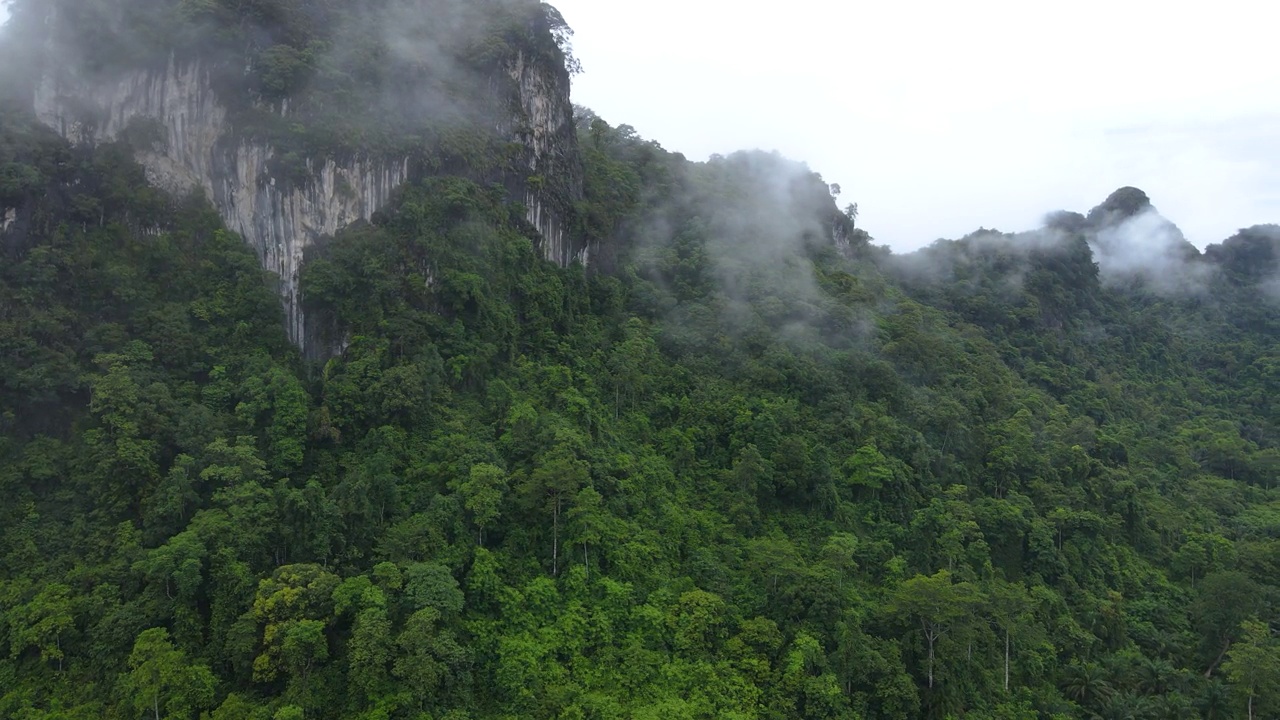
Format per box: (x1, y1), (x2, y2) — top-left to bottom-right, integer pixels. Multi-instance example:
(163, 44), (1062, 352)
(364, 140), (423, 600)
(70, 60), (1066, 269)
(29, 44), (583, 355)
(504, 49), (586, 268)
(34, 57), (410, 350)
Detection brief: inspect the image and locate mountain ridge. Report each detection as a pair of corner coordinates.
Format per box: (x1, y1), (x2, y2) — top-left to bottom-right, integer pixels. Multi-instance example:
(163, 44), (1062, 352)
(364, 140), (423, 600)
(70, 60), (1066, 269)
(3, 2), (1280, 720)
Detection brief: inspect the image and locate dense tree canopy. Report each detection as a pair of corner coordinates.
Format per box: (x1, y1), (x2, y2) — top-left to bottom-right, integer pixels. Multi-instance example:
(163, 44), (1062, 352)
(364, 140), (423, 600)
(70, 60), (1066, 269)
(3, 2), (1280, 720)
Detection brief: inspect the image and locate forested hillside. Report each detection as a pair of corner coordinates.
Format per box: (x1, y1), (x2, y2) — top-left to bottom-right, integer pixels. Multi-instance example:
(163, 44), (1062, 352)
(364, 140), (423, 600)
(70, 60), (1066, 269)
(4, 2), (1280, 720)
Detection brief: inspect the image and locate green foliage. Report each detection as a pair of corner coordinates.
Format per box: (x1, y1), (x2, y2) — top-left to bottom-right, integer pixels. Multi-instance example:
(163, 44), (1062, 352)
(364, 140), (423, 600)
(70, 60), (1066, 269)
(1222, 618), (1280, 719)
(5, 39), (1280, 720)
(119, 627), (217, 720)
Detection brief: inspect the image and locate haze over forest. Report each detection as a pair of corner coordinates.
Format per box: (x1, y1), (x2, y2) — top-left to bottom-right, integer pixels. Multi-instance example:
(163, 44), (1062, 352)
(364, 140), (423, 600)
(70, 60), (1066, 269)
(4, 1), (1280, 251)
(552, 0), (1280, 251)
(3, 2), (1280, 720)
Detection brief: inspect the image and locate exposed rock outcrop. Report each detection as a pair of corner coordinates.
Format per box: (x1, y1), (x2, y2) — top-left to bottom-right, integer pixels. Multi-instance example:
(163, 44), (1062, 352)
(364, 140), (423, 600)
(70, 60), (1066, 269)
(23, 5), (586, 356)
(34, 57), (411, 349)
(504, 48), (585, 267)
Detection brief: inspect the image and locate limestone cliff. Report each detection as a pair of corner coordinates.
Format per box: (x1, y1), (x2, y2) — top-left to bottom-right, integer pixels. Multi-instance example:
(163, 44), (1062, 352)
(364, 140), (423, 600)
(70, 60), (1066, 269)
(14, 0), (585, 356)
(504, 48), (585, 268)
(33, 57), (410, 350)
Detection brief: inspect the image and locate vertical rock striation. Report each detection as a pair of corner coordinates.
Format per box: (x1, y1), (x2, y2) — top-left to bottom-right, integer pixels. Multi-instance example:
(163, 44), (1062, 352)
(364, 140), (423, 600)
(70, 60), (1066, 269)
(22, 5), (585, 356)
(505, 49), (585, 267)
(33, 57), (411, 349)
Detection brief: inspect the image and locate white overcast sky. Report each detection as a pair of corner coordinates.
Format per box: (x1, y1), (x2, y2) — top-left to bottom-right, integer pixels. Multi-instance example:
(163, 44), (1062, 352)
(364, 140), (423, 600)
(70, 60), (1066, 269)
(4, 2), (1277, 251)
(553, 0), (1280, 251)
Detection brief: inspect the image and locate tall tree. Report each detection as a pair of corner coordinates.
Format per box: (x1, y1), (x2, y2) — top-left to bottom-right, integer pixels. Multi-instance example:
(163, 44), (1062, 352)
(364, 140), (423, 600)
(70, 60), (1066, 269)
(986, 579), (1035, 693)
(452, 462), (508, 546)
(118, 628), (217, 720)
(888, 570), (983, 689)
(1222, 619), (1280, 720)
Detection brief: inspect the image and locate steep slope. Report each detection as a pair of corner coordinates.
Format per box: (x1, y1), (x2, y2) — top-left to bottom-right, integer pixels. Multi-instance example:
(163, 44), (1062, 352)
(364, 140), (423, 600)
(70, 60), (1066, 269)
(4, 3), (1280, 720)
(1, 0), (583, 354)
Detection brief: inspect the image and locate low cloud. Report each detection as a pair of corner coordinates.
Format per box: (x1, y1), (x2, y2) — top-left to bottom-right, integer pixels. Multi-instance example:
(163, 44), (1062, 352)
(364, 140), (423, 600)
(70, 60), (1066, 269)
(617, 142), (862, 346)
(1090, 208), (1215, 295)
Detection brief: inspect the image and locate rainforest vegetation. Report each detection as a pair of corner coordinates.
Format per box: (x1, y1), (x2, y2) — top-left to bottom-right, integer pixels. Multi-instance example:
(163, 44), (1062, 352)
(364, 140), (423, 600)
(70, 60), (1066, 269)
(4, 1), (1280, 719)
